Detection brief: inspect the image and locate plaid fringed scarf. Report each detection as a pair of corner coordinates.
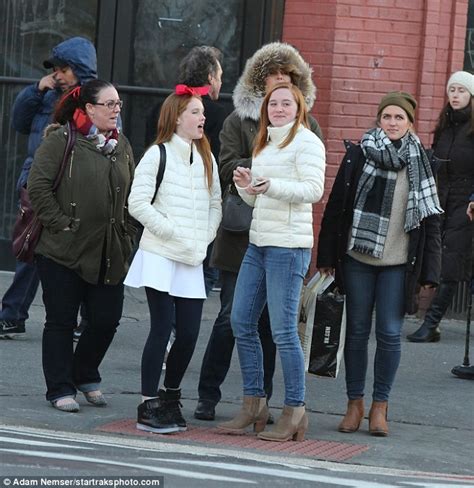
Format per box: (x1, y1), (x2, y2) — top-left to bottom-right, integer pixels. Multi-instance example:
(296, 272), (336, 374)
(73, 108), (119, 156)
(349, 128), (443, 259)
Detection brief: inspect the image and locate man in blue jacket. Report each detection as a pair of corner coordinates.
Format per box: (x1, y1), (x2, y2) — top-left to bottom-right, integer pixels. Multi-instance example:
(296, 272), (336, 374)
(0, 37), (97, 338)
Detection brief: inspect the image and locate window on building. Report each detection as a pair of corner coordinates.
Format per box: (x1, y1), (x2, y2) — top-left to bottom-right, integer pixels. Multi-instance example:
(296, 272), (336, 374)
(0, 0), (97, 269)
(464, 0), (474, 72)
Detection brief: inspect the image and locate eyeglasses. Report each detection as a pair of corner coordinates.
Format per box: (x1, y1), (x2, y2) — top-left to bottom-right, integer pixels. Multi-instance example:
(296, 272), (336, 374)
(94, 100), (123, 110)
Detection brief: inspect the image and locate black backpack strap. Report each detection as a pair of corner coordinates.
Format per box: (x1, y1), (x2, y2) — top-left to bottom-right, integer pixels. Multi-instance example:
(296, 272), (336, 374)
(151, 143), (166, 204)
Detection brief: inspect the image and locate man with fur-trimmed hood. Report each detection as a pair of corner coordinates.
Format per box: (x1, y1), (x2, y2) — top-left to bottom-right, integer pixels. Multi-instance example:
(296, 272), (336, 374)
(194, 42), (324, 422)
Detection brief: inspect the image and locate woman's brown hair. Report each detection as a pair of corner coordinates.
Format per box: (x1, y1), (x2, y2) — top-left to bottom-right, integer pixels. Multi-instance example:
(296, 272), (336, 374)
(433, 98), (474, 145)
(54, 80), (114, 124)
(253, 83), (309, 157)
(155, 93), (213, 189)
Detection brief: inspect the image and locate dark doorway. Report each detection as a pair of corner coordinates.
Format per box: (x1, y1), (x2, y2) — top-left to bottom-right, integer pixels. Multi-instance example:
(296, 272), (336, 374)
(0, 0), (284, 271)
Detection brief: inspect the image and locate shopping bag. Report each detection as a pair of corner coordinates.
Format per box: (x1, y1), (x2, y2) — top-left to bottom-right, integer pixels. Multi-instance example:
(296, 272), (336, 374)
(298, 272), (335, 371)
(308, 281), (346, 378)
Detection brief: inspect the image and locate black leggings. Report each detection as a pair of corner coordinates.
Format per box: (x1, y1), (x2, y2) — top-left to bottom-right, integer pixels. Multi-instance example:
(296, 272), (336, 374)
(141, 287), (204, 396)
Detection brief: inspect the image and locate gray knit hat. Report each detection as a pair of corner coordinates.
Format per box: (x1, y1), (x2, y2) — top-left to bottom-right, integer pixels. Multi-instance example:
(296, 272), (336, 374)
(447, 71), (474, 96)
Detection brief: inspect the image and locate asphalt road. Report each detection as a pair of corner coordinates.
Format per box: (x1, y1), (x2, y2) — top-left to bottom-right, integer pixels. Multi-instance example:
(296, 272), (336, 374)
(1, 426), (474, 487)
(0, 271), (473, 486)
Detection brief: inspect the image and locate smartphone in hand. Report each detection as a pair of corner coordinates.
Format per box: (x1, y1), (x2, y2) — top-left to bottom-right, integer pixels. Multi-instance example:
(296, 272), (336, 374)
(252, 179), (268, 187)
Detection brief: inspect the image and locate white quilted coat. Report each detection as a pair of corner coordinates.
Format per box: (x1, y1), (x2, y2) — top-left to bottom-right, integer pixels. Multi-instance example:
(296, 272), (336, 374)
(128, 134), (222, 266)
(237, 123), (325, 248)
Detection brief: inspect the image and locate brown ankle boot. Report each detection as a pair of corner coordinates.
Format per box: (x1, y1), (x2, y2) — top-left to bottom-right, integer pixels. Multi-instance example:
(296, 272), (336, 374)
(338, 398), (364, 433)
(217, 396), (268, 434)
(258, 405), (308, 442)
(368, 401), (388, 436)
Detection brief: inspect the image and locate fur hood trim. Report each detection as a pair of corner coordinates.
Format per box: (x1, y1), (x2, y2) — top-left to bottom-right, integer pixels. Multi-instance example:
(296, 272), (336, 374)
(43, 123), (62, 138)
(233, 42), (316, 121)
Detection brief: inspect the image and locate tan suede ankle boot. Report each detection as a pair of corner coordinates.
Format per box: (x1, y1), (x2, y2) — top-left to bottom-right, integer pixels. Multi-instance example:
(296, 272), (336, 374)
(217, 396), (268, 434)
(338, 398), (364, 433)
(258, 405), (308, 442)
(368, 401), (388, 436)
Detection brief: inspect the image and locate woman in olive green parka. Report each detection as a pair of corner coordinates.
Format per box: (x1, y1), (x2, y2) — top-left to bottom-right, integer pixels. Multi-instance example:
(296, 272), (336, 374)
(28, 80), (135, 412)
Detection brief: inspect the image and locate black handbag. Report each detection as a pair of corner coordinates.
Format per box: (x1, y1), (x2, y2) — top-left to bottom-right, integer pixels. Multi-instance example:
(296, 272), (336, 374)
(221, 188), (253, 233)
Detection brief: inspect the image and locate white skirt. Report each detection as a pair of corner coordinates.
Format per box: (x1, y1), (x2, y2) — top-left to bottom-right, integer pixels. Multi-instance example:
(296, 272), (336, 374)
(124, 249), (206, 299)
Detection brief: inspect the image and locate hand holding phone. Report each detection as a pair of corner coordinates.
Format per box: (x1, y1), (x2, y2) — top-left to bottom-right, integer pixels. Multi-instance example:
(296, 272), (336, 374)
(252, 178), (268, 188)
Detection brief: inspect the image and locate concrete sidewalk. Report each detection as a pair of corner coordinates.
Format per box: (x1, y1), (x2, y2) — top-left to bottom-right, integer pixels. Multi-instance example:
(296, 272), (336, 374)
(0, 270), (473, 477)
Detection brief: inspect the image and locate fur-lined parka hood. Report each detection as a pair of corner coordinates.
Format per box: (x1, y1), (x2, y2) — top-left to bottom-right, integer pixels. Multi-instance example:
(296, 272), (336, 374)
(233, 42), (316, 121)
(43, 123), (61, 138)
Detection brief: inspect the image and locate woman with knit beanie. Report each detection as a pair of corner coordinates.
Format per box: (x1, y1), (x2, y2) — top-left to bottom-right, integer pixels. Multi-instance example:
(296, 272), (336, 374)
(317, 91), (443, 436)
(407, 71), (474, 343)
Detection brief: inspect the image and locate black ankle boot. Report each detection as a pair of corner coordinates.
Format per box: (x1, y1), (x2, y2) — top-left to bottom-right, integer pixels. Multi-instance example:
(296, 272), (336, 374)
(194, 400), (216, 420)
(136, 398), (180, 434)
(407, 323), (441, 343)
(160, 388), (187, 431)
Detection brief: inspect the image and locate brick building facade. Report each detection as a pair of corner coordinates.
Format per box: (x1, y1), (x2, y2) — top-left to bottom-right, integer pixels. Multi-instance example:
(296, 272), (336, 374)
(282, 0), (469, 261)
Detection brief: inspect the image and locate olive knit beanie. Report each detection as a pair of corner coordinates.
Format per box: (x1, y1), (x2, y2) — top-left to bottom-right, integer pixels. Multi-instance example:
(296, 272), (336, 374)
(377, 91), (417, 123)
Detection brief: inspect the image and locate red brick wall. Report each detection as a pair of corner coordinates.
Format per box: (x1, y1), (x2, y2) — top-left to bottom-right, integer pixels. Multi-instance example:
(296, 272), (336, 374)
(282, 0), (469, 271)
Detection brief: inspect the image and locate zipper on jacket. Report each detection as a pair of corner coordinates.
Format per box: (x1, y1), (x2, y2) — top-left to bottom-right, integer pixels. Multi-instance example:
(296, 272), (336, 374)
(68, 150), (75, 178)
(70, 202), (76, 219)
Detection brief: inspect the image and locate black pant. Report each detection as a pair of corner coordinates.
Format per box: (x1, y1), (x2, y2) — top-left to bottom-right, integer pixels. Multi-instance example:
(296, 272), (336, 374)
(197, 270), (276, 405)
(141, 287), (204, 396)
(423, 280), (457, 328)
(37, 256), (124, 402)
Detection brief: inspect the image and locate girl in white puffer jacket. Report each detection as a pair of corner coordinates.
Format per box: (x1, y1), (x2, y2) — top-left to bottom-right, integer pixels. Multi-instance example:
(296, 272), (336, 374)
(125, 86), (221, 434)
(217, 83), (325, 441)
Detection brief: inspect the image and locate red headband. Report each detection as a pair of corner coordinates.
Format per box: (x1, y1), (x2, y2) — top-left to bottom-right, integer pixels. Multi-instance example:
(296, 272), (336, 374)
(175, 84), (209, 97)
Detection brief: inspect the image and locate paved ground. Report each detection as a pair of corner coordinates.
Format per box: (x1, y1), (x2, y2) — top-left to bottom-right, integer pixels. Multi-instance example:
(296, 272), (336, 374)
(0, 269), (473, 480)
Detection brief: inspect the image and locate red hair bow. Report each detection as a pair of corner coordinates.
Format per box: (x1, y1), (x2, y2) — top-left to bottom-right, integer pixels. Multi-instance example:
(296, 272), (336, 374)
(175, 84), (209, 96)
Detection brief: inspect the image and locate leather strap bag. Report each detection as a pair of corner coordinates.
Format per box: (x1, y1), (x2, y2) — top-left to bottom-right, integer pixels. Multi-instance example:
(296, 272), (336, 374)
(221, 186), (253, 233)
(12, 122), (77, 263)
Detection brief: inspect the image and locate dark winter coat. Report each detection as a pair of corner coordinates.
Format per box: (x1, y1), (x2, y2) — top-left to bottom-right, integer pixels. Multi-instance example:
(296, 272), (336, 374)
(28, 125), (135, 285)
(12, 37), (97, 191)
(210, 42), (324, 273)
(433, 105), (474, 282)
(316, 141), (441, 315)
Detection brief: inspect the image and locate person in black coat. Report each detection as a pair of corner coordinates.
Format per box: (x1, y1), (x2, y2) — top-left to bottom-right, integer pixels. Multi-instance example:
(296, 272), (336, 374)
(145, 46), (228, 160)
(317, 92), (442, 436)
(407, 71), (474, 343)
(451, 195), (474, 380)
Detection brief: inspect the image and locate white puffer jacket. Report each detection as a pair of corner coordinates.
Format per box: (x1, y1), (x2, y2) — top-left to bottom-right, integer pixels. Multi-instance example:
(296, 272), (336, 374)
(237, 123), (325, 248)
(128, 134), (222, 266)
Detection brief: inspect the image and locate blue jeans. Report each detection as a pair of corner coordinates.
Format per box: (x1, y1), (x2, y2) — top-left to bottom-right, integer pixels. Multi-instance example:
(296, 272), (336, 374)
(0, 260), (39, 323)
(231, 244), (310, 407)
(203, 241), (219, 296)
(197, 270), (276, 404)
(343, 255), (405, 402)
